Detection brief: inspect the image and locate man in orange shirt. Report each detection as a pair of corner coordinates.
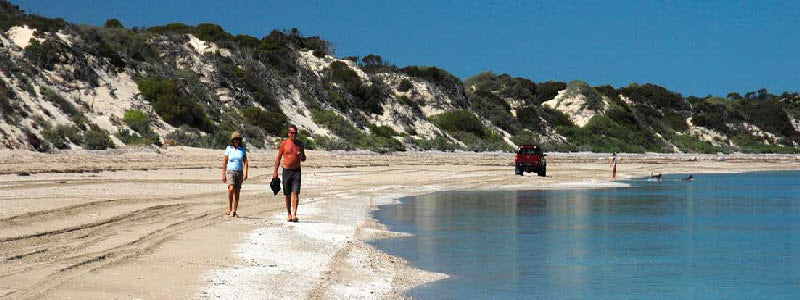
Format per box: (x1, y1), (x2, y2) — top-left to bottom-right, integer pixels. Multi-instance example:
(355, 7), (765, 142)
(273, 125), (306, 222)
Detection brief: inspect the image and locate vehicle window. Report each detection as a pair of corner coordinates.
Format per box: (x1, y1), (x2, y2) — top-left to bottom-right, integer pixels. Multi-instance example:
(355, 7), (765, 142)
(519, 147), (542, 155)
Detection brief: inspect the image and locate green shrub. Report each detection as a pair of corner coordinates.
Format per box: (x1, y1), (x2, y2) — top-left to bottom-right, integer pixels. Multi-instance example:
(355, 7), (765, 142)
(311, 109), (362, 141)
(241, 106), (287, 136)
(136, 78), (214, 132)
(737, 98), (796, 137)
(732, 134), (800, 154)
(104, 19), (123, 28)
(58, 124), (83, 145)
(511, 130), (537, 146)
(662, 110), (689, 132)
(42, 88), (82, 119)
(329, 61), (361, 90)
(121, 109), (160, 145)
(23, 128), (50, 152)
(24, 40), (63, 70)
(295, 130), (316, 150)
(357, 81), (386, 115)
(194, 23), (232, 42)
(398, 79), (413, 92)
(372, 137), (405, 153)
(312, 135), (353, 151)
(557, 115), (663, 153)
(116, 128), (150, 146)
(411, 135), (458, 151)
(83, 127), (115, 150)
(147, 22), (192, 35)
(369, 124), (398, 138)
(123, 110), (150, 134)
(429, 110), (511, 151)
(42, 127), (67, 149)
(455, 131), (513, 152)
(0, 78), (23, 122)
(430, 110), (487, 137)
(166, 126), (230, 149)
(464, 72), (524, 134)
(535, 81), (567, 103)
(0, 1), (22, 30)
(23, 14), (66, 33)
(516, 106), (545, 132)
(44, 123), (84, 149)
(77, 25), (159, 67)
(311, 109), (404, 152)
(402, 66), (462, 95)
(563, 80), (603, 110)
(671, 134), (722, 154)
(618, 83), (688, 111)
(327, 89), (348, 110)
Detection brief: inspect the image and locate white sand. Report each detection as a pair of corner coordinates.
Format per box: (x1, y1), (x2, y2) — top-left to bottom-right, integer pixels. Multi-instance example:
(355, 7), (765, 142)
(1, 148), (799, 299)
(7, 26), (39, 49)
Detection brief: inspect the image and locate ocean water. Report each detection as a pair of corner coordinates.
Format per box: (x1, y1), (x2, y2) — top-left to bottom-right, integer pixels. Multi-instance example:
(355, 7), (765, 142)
(370, 171), (800, 299)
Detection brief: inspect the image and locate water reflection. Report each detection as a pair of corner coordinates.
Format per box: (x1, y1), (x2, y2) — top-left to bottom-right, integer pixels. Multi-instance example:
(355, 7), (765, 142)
(371, 172), (800, 298)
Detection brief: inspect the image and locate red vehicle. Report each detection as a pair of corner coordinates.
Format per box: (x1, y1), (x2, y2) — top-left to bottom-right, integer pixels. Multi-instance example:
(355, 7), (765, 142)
(514, 145), (546, 176)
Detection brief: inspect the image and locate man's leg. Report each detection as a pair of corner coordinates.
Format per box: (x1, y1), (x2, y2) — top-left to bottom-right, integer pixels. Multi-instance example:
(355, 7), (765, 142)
(291, 191), (299, 220)
(285, 194), (292, 221)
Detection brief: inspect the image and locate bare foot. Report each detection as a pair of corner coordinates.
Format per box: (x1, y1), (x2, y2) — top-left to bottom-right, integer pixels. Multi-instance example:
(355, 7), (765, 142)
(225, 210), (231, 216)
(287, 215), (293, 222)
(232, 211), (238, 218)
(291, 216), (299, 222)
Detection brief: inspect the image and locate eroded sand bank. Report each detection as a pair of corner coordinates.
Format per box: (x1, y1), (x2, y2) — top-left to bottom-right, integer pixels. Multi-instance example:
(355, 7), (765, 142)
(1, 147), (798, 299)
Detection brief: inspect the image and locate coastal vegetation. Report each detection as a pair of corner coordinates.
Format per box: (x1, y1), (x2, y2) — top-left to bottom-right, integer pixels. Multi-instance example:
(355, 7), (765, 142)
(1, 0), (799, 154)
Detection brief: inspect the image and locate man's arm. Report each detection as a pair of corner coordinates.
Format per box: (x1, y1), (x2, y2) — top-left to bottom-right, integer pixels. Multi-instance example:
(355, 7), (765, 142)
(273, 143), (284, 178)
(298, 141), (307, 162)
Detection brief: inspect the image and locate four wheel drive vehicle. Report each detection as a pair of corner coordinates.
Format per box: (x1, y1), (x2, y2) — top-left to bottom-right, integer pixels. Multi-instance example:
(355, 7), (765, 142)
(514, 145), (546, 176)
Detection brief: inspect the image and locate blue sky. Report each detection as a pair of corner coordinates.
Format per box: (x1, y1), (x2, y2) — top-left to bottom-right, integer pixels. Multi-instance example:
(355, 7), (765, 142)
(14, 0), (800, 97)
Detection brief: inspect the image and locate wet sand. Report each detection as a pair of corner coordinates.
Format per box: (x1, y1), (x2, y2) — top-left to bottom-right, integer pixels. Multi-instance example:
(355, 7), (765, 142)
(1, 147), (798, 299)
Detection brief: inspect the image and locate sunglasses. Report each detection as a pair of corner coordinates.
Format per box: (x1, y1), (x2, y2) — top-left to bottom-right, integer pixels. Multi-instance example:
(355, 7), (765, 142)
(288, 131), (297, 134)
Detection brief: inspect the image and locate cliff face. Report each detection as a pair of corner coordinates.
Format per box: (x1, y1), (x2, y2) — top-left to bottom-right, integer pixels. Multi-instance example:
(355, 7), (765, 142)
(1, 2), (799, 154)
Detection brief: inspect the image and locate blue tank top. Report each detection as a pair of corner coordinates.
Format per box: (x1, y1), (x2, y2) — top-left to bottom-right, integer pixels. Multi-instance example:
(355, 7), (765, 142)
(225, 146), (246, 171)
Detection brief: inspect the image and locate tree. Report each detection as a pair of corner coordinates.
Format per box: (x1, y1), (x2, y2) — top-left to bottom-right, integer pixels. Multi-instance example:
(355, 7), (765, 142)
(727, 92), (743, 100)
(362, 54), (383, 66)
(104, 19), (123, 28)
(535, 81), (567, 103)
(757, 88), (769, 100)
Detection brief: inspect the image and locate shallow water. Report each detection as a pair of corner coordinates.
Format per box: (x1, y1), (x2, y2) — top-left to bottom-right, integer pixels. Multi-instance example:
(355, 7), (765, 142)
(371, 171), (800, 299)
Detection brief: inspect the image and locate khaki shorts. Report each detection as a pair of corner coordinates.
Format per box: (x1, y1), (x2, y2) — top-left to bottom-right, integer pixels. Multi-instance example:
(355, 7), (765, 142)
(226, 170), (243, 190)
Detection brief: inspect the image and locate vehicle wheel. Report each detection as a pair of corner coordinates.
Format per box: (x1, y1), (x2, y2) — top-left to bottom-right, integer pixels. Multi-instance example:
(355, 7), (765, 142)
(538, 168), (546, 177)
(515, 164), (522, 176)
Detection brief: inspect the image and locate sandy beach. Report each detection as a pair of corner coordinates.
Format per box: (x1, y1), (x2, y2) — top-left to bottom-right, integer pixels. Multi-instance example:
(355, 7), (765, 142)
(1, 147), (799, 299)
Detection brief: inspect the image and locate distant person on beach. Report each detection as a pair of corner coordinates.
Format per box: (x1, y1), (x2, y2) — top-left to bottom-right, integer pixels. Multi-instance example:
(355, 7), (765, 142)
(273, 125), (306, 222)
(222, 132), (248, 217)
(682, 174), (693, 181)
(610, 152), (618, 181)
